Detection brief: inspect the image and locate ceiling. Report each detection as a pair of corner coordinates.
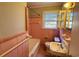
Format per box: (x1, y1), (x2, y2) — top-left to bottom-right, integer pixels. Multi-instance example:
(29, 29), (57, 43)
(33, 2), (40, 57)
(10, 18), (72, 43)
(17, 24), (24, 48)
(28, 2), (79, 8)
(28, 2), (64, 8)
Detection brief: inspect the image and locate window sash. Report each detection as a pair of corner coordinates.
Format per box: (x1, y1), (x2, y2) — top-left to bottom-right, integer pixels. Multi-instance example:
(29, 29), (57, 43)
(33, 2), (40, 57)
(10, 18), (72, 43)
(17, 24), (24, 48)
(43, 11), (58, 29)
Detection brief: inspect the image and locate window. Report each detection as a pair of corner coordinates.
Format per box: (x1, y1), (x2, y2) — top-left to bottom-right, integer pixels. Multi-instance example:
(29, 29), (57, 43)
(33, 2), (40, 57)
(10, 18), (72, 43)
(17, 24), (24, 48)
(43, 12), (58, 29)
(66, 12), (73, 28)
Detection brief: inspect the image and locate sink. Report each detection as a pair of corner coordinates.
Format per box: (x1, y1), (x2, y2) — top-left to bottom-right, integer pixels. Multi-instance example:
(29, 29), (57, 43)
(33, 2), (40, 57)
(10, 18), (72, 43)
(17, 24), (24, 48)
(50, 42), (68, 53)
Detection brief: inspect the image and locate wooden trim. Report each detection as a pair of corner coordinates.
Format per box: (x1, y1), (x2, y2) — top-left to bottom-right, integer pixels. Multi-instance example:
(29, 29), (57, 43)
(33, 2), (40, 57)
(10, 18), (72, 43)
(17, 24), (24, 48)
(26, 5), (29, 33)
(0, 37), (31, 57)
(60, 10), (66, 29)
(28, 5), (62, 9)
(0, 32), (26, 44)
(25, 3), (27, 31)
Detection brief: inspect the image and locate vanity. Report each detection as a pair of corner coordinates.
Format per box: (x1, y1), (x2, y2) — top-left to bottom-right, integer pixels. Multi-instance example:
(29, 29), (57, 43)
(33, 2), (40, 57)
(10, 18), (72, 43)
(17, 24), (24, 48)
(45, 40), (69, 56)
(45, 29), (71, 57)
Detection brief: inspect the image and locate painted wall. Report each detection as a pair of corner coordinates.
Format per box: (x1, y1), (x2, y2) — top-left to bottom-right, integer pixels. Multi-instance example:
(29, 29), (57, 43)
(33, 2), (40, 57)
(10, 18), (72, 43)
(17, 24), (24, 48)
(29, 6), (61, 44)
(69, 7), (79, 56)
(0, 3), (26, 39)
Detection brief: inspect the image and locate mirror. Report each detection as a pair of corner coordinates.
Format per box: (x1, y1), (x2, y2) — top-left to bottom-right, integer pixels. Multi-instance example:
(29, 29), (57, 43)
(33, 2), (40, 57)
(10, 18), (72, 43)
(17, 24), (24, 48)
(66, 10), (73, 32)
(58, 10), (73, 32)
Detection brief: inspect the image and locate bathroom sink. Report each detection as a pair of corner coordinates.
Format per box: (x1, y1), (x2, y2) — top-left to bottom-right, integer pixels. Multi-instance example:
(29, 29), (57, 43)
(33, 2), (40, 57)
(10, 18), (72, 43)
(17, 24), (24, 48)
(45, 42), (68, 54)
(50, 42), (68, 54)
